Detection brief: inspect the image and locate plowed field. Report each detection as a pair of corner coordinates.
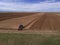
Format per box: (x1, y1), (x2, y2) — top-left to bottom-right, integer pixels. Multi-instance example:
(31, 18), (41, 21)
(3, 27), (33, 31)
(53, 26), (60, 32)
(0, 12), (60, 31)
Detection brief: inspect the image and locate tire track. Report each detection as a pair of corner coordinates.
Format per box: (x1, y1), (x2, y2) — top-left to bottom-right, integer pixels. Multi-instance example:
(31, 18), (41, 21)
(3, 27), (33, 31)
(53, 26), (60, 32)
(24, 16), (42, 29)
(39, 14), (46, 30)
(41, 14), (51, 30)
(0, 13), (45, 30)
(24, 13), (45, 29)
(45, 14), (60, 30)
(0, 13), (60, 31)
(53, 15), (60, 30)
(30, 13), (60, 30)
(48, 15), (54, 30)
(30, 14), (45, 30)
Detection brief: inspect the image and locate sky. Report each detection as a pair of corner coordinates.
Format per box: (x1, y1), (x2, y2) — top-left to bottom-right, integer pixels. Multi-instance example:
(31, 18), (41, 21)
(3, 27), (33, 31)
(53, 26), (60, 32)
(0, 0), (60, 12)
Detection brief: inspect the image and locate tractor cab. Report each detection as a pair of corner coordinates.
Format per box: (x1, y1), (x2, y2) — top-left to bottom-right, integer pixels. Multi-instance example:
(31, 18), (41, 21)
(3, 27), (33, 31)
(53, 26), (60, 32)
(18, 24), (24, 30)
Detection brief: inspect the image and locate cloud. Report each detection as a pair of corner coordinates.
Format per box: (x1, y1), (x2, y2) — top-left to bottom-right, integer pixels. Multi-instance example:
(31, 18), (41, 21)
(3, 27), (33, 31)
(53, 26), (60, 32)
(45, 0), (55, 3)
(0, 0), (60, 12)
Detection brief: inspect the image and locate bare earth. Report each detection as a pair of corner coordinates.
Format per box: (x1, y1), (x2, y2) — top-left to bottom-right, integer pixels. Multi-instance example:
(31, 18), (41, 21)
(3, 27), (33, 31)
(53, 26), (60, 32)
(30, 13), (60, 30)
(0, 12), (60, 33)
